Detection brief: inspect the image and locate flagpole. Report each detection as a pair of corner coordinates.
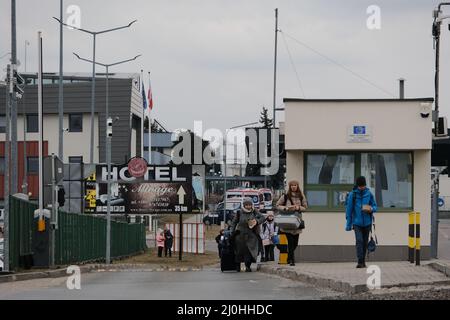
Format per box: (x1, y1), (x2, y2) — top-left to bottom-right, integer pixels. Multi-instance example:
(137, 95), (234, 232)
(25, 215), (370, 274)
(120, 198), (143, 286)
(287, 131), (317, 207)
(140, 69), (144, 158)
(148, 71), (151, 165)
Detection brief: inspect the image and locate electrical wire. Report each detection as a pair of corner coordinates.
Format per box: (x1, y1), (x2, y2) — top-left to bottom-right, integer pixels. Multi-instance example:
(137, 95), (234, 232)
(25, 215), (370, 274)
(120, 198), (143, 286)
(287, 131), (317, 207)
(280, 30), (396, 98)
(280, 31), (306, 98)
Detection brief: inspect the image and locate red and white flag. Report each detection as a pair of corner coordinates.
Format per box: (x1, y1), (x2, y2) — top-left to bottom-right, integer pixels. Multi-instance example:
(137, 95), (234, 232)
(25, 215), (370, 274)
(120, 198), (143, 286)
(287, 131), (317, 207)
(148, 80), (154, 110)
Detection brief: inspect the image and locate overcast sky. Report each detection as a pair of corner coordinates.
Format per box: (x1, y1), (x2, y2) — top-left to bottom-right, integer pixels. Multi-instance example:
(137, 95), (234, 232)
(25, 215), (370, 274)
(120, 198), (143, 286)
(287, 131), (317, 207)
(0, 0), (448, 132)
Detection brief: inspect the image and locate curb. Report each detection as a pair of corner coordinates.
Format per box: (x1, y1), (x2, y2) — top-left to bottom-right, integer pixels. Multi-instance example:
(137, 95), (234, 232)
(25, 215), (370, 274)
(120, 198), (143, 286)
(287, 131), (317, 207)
(0, 264), (101, 284)
(0, 264), (204, 283)
(93, 264), (204, 272)
(259, 264), (450, 295)
(428, 262), (450, 277)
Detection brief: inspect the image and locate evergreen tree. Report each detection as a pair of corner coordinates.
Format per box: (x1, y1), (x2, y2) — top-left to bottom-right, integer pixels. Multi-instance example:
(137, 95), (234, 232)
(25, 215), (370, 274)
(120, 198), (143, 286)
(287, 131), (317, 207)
(259, 107), (273, 128)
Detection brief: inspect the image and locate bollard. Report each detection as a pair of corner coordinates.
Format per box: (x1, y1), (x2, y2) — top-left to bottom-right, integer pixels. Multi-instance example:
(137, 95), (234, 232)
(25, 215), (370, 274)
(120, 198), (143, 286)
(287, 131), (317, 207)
(415, 212), (420, 266)
(278, 233), (288, 264)
(408, 212), (415, 263)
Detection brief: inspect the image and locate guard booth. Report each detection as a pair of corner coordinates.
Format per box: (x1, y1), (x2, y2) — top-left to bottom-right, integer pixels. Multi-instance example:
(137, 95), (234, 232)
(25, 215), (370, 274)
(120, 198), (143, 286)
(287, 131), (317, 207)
(283, 98), (434, 262)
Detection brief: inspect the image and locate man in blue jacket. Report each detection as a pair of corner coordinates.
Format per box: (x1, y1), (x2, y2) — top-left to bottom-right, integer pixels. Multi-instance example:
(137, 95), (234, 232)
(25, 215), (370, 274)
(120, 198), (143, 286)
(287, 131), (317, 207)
(345, 176), (377, 268)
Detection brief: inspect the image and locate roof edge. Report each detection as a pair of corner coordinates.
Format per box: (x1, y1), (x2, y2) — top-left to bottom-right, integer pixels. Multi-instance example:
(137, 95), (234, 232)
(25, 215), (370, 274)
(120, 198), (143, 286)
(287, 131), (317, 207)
(283, 98), (435, 103)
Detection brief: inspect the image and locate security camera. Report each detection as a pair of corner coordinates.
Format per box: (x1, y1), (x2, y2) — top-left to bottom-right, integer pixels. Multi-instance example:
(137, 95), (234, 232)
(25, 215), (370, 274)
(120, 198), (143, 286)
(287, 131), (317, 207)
(420, 103), (432, 118)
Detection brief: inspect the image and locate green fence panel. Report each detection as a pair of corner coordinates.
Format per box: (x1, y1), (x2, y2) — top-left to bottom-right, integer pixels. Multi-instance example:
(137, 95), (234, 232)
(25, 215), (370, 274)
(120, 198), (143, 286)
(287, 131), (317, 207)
(8, 196), (146, 270)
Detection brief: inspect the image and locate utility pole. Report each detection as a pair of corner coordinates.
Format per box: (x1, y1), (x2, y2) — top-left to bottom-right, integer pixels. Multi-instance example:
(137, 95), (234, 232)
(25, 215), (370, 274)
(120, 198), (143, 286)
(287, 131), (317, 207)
(22, 40), (29, 194)
(58, 0), (64, 160)
(3, 66), (11, 272)
(433, 3), (450, 133)
(272, 8), (278, 130)
(54, 18), (137, 164)
(11, 0), (18, 194)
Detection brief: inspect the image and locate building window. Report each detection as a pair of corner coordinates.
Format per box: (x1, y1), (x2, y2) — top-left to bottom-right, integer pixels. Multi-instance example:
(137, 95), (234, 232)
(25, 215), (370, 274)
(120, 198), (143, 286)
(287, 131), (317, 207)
(305, 152), (413, 210)
(26, 114), (38, 133)
(69, 156), (83, 164)
(0, 115), (6, 133)
(27, 157), (39, 174)
(360, 153), (413, 209)
(69, 114), (83, 132)
(0, 157), (4, 174)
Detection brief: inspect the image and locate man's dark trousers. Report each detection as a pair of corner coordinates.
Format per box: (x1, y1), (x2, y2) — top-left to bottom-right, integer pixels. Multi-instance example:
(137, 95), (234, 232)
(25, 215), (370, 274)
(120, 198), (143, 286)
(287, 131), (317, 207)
(354, 225), (371, 264)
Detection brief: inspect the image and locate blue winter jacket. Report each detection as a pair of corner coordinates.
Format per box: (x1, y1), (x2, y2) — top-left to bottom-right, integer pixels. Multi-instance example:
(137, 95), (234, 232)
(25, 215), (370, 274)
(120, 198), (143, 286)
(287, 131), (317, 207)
(345, 187), (377, 230)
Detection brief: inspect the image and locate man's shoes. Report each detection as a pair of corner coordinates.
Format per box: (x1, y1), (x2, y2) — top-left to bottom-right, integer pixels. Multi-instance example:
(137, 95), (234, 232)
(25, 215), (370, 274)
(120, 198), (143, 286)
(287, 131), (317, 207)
(356, 263), (364, 268)
(245, 267), (252, 272)
(290, 262), (295, 266)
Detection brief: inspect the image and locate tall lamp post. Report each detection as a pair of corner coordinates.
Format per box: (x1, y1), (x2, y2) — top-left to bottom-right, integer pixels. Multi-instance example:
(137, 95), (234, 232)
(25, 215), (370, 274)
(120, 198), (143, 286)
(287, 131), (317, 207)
(73, 53), (141, 264)
(54, 17), (137, 164)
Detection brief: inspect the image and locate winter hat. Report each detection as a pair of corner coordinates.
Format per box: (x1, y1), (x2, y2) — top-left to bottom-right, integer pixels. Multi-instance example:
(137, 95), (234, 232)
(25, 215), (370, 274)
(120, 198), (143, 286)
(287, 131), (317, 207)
(356, 176), (367, 187)
(243, 197), (253, 207)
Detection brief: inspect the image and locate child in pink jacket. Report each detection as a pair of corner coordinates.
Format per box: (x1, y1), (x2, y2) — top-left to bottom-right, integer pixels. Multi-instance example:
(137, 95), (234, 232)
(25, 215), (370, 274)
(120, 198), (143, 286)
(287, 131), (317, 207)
(156, 229), (165, 257)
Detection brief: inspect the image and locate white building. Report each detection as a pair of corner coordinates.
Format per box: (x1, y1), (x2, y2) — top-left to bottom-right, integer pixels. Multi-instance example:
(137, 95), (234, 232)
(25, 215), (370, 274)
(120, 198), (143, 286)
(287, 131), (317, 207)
(283, 98), (434, 262)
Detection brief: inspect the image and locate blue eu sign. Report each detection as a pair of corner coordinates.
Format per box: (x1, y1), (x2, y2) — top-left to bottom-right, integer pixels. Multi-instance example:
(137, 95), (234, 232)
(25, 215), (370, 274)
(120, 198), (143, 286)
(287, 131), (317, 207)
(438, 197), (444, 208)
(353, 126), (366, 135)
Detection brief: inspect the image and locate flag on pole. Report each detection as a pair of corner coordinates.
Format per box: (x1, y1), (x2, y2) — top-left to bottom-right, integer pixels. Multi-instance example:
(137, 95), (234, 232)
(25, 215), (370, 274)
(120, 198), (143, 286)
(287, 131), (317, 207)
(148, 79), (153, 110)
(142, 81), (147, 110)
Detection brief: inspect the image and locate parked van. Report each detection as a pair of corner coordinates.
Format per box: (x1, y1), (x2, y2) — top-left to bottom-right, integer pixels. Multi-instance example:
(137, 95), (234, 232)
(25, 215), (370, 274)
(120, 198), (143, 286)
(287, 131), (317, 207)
(225, 188), (265, 210)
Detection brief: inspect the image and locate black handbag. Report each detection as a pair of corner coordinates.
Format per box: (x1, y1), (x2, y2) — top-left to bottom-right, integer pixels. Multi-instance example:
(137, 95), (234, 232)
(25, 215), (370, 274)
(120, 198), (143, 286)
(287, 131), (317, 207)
(367, 216), (378, 254)
(299, 218), (305, 230)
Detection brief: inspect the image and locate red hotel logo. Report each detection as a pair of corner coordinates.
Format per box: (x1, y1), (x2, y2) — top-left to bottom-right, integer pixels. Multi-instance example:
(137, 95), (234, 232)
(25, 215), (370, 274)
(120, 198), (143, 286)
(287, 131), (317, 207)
(127, 157), (148, 178)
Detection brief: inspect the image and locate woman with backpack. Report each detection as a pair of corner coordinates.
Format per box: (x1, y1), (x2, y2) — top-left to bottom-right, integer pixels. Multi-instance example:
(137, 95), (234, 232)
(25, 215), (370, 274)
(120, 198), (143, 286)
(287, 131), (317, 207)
(260, 211), (279, 262)
(276, 180), (308, 266)
(230, 197), (265, 272)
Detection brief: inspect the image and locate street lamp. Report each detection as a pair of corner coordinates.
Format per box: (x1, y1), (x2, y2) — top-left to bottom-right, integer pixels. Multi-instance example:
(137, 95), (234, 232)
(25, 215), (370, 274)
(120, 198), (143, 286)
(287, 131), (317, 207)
(73, 53), (141, 264)
(54, 17), (137, 164)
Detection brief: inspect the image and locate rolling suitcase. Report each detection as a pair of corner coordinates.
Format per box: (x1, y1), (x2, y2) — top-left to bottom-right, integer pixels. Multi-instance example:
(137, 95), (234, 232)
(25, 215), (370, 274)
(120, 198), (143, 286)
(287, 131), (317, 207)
(220, 231), (238, 272)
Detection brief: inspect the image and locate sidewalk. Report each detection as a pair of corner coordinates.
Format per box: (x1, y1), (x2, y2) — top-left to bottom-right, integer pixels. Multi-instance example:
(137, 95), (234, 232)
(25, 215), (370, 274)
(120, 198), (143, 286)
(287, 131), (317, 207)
(258, 260), (450, 294)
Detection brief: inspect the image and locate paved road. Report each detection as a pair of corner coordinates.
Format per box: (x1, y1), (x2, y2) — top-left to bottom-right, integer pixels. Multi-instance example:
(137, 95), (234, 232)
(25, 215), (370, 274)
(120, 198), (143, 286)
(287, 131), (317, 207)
(0, 267), (339, 300)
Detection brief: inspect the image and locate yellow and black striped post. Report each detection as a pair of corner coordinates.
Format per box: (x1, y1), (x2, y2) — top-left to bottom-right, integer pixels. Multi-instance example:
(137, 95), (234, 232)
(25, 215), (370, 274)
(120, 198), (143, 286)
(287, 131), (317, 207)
(278, 233), (288, 264)
(415, 212), (421, 266)
(408, 212), (415, 263)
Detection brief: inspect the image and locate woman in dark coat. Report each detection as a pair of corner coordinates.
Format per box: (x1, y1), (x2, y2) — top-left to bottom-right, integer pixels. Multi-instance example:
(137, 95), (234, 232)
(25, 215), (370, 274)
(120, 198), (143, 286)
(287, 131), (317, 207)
(163, 226), (174, 257)
(230, 197), (265, 272)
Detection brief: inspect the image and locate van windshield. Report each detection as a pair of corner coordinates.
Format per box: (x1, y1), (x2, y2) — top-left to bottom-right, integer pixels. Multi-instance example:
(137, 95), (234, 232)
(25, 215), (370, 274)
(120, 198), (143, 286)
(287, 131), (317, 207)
(264, 193), (272, 201)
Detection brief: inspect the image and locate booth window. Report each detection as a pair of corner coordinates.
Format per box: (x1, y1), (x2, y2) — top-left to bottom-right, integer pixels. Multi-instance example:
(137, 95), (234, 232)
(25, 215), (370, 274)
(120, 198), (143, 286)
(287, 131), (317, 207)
(305, 152), (412, 210)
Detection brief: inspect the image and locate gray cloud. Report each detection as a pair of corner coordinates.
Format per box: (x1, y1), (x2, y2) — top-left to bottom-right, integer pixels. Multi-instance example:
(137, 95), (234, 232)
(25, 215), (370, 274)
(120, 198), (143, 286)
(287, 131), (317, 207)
(0, 0), (446, 132)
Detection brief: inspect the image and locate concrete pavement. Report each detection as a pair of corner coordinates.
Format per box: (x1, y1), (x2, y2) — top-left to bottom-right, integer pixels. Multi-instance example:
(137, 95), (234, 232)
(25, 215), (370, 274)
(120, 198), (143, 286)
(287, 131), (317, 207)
(259, 260), (450, 294)
(0, 267), (341, 300)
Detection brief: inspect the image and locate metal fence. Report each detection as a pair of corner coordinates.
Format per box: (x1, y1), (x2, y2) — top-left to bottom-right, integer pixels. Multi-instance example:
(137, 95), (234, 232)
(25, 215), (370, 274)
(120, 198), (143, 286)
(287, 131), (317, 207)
(9, 196), (147, 270)
(8, 196), (34, 270)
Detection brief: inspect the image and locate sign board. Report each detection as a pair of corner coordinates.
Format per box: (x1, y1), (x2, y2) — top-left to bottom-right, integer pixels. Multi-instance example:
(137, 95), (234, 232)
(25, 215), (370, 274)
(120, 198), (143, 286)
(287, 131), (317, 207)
(347, 125), (372, 143)
(438, 197), (444, 208)
(85, 164), (193, 214)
